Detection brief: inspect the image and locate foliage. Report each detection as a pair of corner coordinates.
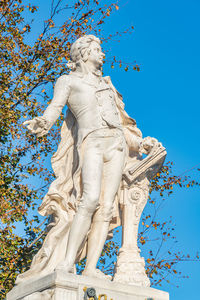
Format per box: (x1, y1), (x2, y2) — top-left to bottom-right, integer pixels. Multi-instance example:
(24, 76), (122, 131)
(0, 0), (199, 298)
(139, 162), (200, 287)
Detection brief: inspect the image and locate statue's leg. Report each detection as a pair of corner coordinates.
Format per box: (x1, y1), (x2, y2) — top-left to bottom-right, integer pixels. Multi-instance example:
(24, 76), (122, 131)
(57, 135), (103, 271)
(82, 220), (110, 279)
(83, 133), (126, 278)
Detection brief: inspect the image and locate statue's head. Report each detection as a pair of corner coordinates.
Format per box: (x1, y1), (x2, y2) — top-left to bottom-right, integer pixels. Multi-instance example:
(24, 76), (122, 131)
(69, 35), (105, 70)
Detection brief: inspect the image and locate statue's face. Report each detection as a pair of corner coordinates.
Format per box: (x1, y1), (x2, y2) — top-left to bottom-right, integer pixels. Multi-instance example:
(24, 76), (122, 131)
(87, 41), (105, 68)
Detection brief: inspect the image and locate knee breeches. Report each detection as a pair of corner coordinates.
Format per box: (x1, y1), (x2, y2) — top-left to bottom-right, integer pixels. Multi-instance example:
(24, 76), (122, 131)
(78, 128), (126, 222)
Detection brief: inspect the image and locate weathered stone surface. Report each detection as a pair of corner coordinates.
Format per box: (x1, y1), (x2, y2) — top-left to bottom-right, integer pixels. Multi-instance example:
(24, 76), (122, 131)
(7, 271), (169, 300)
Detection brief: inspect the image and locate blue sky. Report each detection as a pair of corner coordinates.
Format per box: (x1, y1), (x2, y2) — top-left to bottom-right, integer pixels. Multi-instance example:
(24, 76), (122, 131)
(24, 0), (200, 299)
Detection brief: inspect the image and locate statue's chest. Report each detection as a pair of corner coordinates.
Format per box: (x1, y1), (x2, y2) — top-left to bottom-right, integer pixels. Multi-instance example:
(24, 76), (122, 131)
(69, 78), (115, 108)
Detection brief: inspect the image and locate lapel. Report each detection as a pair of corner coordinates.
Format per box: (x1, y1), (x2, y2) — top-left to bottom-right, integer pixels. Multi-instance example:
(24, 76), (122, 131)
(104, 76), (123, 99)
(96, 78), (110, 92)
(103, 76), (137, 126)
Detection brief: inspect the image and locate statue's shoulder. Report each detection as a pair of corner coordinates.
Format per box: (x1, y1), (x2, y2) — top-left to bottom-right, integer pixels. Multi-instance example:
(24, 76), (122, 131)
(103, 76), (123, 100)
(103, 75), (111, 84)
(54, 74), (72, 88)
(66, 71), (85, 85)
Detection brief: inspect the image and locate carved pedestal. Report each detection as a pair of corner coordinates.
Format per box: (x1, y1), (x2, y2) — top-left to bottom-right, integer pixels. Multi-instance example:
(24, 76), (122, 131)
(6, 270), (169, 300)
(114, 143), (167, 287)
(114, 178), (150, 287)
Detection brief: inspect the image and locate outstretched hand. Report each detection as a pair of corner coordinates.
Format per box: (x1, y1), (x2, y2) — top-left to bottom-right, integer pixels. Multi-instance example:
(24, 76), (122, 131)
(23, 117), (48, 137)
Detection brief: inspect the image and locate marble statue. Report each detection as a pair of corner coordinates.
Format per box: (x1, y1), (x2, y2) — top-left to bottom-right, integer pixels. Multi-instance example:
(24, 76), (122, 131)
(17, 35), (166, 287)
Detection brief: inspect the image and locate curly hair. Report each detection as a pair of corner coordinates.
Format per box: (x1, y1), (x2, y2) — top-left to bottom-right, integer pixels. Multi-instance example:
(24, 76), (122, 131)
(67, 35), (101, 70)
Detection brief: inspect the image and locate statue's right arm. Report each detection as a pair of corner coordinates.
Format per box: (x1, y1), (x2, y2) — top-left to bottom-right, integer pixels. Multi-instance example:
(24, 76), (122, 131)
(23, 75), (71, 137)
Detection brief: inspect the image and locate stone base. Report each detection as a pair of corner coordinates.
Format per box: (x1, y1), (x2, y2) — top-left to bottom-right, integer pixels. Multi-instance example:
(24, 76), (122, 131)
(114, 248), (151, 287)
(6, 270), (169, 300)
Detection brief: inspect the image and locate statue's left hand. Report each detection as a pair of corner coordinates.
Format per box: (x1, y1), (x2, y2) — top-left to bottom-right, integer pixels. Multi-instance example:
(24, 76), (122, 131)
(141, 136), (159, 154)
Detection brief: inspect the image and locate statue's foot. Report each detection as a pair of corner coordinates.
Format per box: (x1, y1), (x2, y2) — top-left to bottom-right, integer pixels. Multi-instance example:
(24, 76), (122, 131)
(82, 268), (112, 280)
(55, 262), (74, 273)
